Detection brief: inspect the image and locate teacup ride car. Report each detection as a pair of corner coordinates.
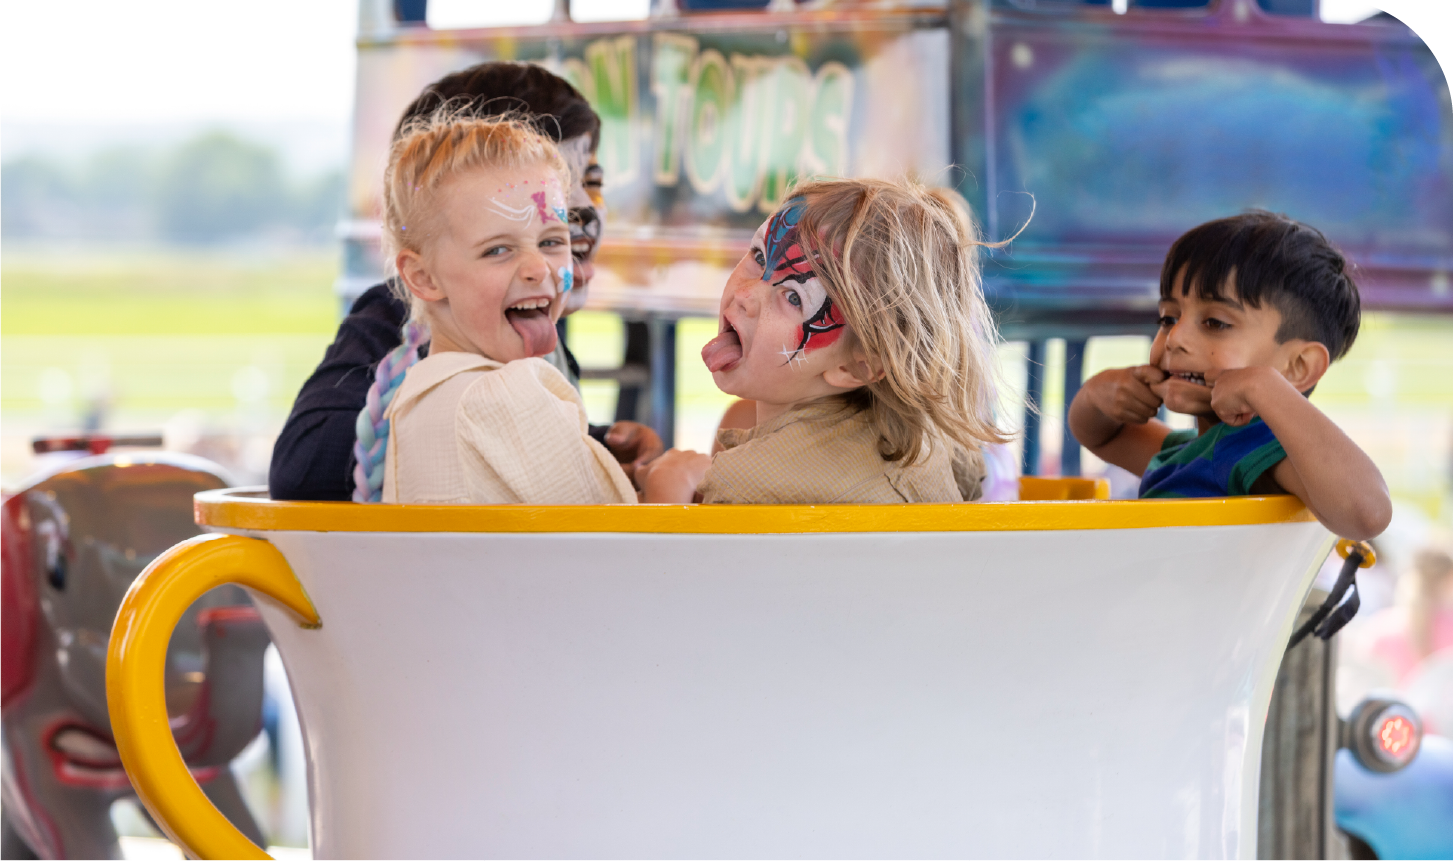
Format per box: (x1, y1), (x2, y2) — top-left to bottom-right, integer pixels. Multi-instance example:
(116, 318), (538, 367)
(109, 480), (1363, 859)
(311, 6), (1447, 851)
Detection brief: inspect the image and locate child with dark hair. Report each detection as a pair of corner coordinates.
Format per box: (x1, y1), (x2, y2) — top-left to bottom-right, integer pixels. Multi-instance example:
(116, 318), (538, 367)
(269, 62), (659, 502)
(1069, 211), (1390, 539)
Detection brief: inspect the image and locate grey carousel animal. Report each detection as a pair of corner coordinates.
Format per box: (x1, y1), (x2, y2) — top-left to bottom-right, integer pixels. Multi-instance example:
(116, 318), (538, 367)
(2, 449), (270, 859)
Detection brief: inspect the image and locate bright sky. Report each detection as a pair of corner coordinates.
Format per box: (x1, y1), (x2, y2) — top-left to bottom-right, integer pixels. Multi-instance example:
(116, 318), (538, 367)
(0, 0), (357, 126)
(1318, 0), (1380, 23)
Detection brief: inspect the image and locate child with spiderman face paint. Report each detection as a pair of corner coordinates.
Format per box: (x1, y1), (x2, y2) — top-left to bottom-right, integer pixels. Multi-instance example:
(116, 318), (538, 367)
(639, 178), (1013, 505)
(701, 197), (856, 417)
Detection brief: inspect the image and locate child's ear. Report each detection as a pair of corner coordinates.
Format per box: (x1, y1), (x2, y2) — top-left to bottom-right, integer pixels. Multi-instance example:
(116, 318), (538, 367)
(1280, 339), (1330, 393)
(822, 345), (885, 390)
(397, 250), (443, 302)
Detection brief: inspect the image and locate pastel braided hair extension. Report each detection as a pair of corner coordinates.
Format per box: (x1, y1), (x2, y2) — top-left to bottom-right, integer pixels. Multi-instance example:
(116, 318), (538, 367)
(352, 319), (428, 502)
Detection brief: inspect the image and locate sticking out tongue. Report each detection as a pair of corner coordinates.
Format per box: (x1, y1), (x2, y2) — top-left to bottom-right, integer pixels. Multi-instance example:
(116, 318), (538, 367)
(701, 329), (743, 372)
(506, 307), (558, 357)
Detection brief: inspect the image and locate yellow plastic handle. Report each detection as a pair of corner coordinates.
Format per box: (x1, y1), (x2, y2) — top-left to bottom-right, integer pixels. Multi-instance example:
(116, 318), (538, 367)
(106, 533), (320, 860)
(1336, 538), (1377, 569)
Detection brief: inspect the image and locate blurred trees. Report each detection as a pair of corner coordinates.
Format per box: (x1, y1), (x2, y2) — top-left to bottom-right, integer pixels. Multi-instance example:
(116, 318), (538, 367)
(155, 133), (284, 242)
(3, 157), (81, 237)
(1, 130), (343, 245)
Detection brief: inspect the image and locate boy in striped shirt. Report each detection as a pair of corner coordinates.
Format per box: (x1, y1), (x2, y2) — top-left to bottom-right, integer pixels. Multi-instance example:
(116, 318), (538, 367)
(1068, 212), (1391, 541)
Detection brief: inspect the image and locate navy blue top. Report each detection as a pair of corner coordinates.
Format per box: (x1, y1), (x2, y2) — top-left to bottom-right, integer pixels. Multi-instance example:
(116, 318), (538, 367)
(269, 282), (596, 501)
(1139, 418), (1287, 499)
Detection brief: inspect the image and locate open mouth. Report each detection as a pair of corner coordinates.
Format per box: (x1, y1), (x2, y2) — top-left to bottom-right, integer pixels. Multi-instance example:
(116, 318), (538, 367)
(1171, 371), (1207, 386)
(701, 318), (744, 373)
(504, 297), (557, 356)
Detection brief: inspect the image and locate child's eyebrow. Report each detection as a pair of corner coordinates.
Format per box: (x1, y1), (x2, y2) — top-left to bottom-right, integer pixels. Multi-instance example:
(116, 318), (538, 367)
(1208, 295), (1245, 310)
(470, 224), (567, 248)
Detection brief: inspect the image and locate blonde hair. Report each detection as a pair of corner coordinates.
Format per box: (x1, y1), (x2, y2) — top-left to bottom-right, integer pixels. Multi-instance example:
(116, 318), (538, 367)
(382, 109), (571, 313)
(789, 177), (1013, 463)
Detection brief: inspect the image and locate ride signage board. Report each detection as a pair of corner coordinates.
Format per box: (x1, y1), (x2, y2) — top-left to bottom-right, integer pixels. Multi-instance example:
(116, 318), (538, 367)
(347, 9), (949, 316)
(970, 1), (1453, 328)
(564, 32), (862, 221)
(344, 2), (1453, 328)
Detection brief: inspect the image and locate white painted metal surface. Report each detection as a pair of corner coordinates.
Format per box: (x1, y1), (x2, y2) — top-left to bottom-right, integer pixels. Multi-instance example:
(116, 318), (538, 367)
(235, 523), (1330, 858)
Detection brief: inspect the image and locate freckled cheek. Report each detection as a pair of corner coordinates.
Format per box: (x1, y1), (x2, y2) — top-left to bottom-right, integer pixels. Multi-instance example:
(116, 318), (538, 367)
(745, 316), (790, 361)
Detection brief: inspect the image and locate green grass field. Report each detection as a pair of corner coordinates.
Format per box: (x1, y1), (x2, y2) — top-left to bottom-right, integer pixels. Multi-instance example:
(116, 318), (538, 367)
(2, 249), (341, 335)
(0, 248), (742, 484)
(3, 248), (1450, 521)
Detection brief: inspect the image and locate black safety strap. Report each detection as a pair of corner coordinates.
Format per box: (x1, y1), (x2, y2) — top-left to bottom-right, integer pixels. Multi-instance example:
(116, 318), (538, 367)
(1287, 547), (1363, 651)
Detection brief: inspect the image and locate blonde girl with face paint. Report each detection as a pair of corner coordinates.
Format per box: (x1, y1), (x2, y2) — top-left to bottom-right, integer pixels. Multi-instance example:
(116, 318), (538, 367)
(364, 112), (640, 505)
(639, 177), (1012, 505)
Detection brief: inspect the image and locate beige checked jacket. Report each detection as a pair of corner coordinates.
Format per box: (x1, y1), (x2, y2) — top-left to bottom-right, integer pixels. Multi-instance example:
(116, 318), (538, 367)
(698, 400), (985, 505)
(382, 352), (635, 505)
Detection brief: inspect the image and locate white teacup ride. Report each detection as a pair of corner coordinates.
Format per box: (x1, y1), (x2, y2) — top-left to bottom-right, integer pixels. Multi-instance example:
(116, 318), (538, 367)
(107, 480), (1337, 859)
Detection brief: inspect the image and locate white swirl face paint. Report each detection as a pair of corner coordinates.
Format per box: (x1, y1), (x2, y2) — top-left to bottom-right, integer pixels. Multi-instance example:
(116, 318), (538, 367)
(488, 200), (535, 222)
(486, 174), (568, 227)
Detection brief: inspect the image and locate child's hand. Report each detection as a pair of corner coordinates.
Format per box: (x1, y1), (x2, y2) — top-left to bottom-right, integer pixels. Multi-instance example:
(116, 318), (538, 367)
(636, 449), (712, 503)
(604, 421), (665, 481)
(1085, 365), (1166, 425)
(1207, 365), (1282, 427)
(1069, 365), (1176, 477)
(1149, 371), (1214, 418)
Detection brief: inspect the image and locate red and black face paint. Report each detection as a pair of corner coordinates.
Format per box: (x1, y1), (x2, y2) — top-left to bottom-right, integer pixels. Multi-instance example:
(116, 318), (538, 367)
(793, 295), (846, 357)
(762, 197), (847, 364)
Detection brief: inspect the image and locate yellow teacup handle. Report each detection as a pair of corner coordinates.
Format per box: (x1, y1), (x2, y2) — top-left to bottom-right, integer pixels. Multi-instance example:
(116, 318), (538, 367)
(106, 533), (320, 861)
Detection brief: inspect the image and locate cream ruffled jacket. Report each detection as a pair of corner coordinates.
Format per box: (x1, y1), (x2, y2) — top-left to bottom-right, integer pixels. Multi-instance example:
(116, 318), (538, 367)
(382, 352), (635, 505)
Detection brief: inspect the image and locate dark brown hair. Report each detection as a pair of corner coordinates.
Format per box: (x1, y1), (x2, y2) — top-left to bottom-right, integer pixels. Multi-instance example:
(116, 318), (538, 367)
(394, 62), (600, 149)
(1160, 211), (1361, 360)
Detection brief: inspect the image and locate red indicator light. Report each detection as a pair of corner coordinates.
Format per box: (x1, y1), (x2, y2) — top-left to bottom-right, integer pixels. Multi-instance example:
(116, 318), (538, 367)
(1379, 716), (1413, 758)
(1350, 698), (1422, 772)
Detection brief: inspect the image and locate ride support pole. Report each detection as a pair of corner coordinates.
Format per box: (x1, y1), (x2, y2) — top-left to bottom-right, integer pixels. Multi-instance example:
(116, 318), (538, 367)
(1022, 340), (1045, 477)
(1060, 338), (1086, 477)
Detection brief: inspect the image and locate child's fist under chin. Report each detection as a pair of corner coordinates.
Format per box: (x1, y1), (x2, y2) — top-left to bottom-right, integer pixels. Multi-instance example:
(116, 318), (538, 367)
(635, 449), (712, 503)
(1207, 365), (1283, 427)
